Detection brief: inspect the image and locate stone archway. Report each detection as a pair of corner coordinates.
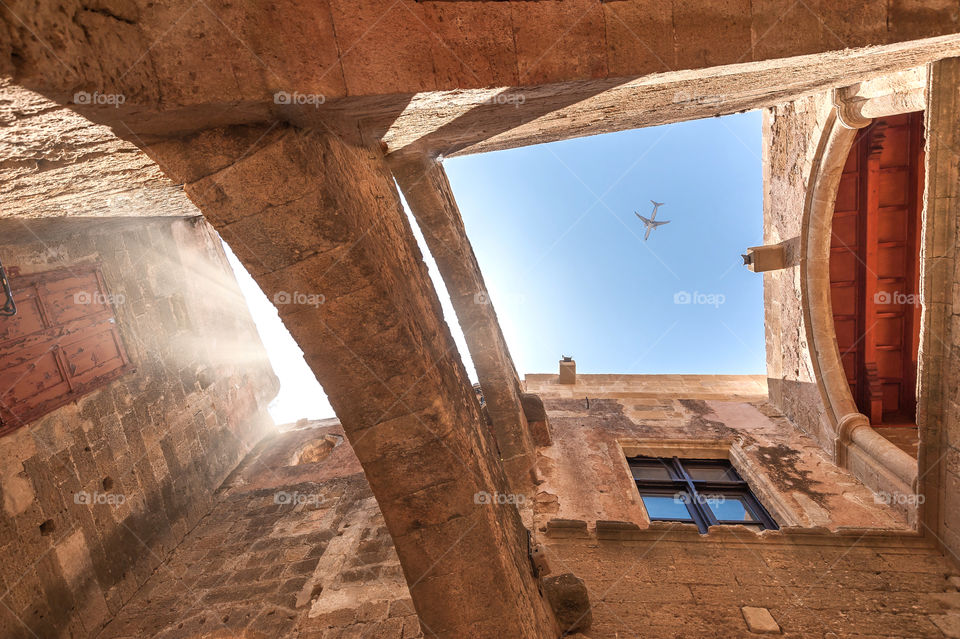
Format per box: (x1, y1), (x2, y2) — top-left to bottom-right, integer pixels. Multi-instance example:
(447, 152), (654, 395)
(799, 78), (925, 514)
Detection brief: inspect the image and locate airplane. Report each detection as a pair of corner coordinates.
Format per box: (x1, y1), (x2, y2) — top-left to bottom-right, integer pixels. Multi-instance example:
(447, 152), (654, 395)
(635, 200), (670, 241)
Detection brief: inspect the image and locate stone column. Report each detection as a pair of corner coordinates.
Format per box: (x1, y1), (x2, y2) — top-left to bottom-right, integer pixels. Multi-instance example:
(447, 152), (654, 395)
(392, 155), (539, 491)
(147, 126), (558, 639)
(918, 58), (960, 552)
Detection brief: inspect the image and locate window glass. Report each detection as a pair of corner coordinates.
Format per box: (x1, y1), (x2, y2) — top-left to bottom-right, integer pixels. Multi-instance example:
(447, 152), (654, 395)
(629, 456), (777, 533)
(684, 463), (740, 482)
(640, 493), (693, 520)
(630, 461), (672, 480)
(706, 495), (757, 522)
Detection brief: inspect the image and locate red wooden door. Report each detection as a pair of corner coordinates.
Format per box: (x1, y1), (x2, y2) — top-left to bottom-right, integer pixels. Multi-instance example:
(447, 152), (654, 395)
(830, 112), (924, 426)
(0, 265), (133, 434)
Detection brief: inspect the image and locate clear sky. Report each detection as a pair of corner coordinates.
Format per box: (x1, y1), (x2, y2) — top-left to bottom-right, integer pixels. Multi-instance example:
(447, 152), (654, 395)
(227, 111), (765, 424)
(444, 110), (765, 377)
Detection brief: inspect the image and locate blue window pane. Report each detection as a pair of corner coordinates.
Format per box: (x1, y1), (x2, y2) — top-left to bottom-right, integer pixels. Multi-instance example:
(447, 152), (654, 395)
(706, 496), (756, 522)
(641, 494), (693, 520)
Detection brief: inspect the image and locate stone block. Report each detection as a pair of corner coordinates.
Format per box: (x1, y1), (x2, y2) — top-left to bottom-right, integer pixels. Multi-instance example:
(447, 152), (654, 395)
(741, 606), (781, 634)
(541, 573), (592, 634)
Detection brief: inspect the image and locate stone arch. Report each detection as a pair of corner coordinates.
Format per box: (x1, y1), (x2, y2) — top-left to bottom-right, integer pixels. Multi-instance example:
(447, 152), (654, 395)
(800, 90), (920, 507)
(800, 107), (862, 445)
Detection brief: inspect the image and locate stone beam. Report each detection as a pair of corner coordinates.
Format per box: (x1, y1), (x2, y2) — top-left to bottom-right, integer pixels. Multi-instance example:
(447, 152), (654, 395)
(310, 35), (960, 159)
(145, 125), (558, 639)
(918, 58), (960, 556)
(391, 155), (538, 491)
(5, 0), (960, 141)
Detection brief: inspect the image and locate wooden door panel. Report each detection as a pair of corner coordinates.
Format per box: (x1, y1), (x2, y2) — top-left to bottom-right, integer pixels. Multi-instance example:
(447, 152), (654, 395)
(878, 170), (909, 207)
(43, 272), (109, 325)
(835, 176), (859, 211)
(61, 327), (125, 382)
(0, 265), (132, 434)
(878, 246), (905, 279)
(875, 317), (903, 347)
(831, 285), (857, 317)
(0, 350), (70, 413)
(877, 350), (902, 377)
(879, 126), (910, 166)
(877, 208), (906, 242)
(832, 214), (859, 247)
(0, 291), (45, 342)
(830, 112), (923, 425)
(883, 383), (902, 412)
(830, 250), (859, 283)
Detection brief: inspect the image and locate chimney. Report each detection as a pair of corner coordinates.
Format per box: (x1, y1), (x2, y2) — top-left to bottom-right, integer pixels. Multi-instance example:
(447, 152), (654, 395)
(559, 356), (576, 384)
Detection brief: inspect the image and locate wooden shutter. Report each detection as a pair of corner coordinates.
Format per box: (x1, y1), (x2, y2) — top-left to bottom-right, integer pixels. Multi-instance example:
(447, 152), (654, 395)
(0, 265), (133, 435)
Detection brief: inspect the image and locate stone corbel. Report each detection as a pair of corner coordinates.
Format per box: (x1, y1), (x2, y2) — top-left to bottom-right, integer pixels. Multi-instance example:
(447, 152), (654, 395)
(743, 238), (799, 272)
(832, 70), (927, 131)
(832, 86), (873, 130)
(836, 411), (917, 494)
(835, 412), (871, 467)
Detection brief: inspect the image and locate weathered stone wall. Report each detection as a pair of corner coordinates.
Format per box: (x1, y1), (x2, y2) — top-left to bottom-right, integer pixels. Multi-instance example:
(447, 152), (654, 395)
(529, 374), (960, 637)
(762, 92), (837, 453)
(147, 125), (559, 638)
(95, 420), (423, 639)
(3, 0), (960, 131)
(0, 82), (196, 219)
(545, 533), (960, 638)
(526, 374), (908, 533)
(919, 56), (960, 569)
(0, 216), (278, 638)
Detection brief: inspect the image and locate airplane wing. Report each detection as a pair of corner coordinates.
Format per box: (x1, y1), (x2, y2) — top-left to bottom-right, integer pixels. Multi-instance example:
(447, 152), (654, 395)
(653, 220), (670, 227)
(635, 213), (652, 224)
(644, 226), (652, 241)
(650, 200), (664, 207)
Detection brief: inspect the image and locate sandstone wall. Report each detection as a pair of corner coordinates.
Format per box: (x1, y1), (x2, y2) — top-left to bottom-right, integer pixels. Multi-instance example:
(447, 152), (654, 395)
(3, 0), (960, 120)
(94, 420), (423, 639)
(528, 374), (959, 637)
(762, 93), (839, 452)
(0, 216), (278, 638)
(526, 374), (908, 534)
(545, 533), (960, 638)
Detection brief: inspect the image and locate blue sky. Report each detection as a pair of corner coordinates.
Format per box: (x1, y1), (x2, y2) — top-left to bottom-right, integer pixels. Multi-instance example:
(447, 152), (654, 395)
(229, 111), (765, 424)
(444, 111), (765, 376)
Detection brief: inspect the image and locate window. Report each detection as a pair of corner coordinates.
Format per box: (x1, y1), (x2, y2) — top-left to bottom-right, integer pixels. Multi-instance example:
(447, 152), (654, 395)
(0, 265), (133, 435)
(629, 456), (778, 533)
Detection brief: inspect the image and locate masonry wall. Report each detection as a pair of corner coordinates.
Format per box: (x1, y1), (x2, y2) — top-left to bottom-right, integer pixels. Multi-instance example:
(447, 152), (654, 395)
(4, 0), (960, 118)
(94, 419), (423, 639)
(527, 374), (958, 638)
(526, 374), (906, 534)
(762, 92), (838, 453)
(0, 216), (278, 638)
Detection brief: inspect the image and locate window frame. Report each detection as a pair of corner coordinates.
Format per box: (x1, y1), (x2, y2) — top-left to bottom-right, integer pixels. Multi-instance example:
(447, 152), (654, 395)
(629, 456), (778, 534)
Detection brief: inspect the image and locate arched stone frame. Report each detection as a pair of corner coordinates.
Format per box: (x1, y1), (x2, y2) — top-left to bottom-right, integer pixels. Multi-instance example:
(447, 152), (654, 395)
(799, 84), (924, 509)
